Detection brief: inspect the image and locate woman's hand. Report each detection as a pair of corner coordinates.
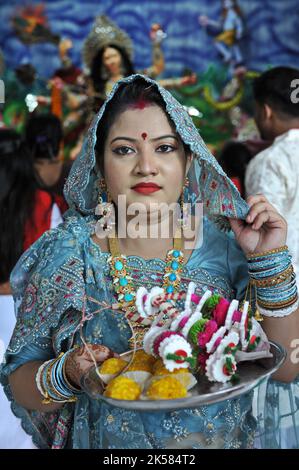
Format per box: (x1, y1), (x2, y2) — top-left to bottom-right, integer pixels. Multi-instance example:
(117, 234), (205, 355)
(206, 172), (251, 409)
(229, 194), (287, 254)
(65, 344), (118, 388)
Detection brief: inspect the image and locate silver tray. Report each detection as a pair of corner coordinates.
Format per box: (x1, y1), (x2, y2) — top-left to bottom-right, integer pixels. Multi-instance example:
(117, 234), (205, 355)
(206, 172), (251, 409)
(81, 341), (285, 411)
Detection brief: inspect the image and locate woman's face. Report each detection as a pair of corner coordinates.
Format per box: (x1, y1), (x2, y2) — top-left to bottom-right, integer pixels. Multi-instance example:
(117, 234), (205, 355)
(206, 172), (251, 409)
(103, 47), (122, 76)
(103, 104), (190, 215)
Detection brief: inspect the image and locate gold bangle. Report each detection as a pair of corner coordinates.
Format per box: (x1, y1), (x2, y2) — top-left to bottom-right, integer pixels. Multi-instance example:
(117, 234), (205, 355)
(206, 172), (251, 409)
(247, 245), (288, 259)
(250, 265), (294, 287)
(42, 353), (78, 404)
(257, 294), (298, 310)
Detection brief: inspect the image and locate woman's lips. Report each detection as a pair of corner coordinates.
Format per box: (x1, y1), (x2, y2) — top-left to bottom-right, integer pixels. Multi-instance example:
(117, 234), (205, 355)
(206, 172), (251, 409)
(131, 183), (161, 194)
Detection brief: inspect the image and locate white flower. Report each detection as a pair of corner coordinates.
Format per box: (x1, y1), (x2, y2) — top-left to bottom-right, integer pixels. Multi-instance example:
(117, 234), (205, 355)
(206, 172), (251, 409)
(135, 287), (149, 317)
(193, 289), (212, 315)
(225, 299), (239, 330)
(206, 326), (227, 353)
(181, 311), (203, 338)
(159, 336), (192, 372)
(206, 354), (237, 383)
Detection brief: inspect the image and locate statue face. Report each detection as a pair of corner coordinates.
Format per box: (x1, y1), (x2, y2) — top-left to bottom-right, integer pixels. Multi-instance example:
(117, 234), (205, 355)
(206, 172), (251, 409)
(103, 46), (122, 76)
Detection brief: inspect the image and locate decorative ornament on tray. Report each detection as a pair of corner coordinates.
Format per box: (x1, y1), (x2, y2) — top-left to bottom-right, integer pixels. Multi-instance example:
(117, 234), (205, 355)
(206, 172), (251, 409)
(92, 282), (273, 401)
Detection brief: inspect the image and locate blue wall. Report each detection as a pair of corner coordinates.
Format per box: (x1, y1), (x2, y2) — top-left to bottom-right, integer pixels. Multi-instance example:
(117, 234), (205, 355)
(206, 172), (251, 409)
(0, 0), (299, 79)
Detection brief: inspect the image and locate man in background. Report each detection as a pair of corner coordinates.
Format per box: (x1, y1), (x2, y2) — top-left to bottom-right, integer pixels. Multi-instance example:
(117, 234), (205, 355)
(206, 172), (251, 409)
(245, 66), (299, 284)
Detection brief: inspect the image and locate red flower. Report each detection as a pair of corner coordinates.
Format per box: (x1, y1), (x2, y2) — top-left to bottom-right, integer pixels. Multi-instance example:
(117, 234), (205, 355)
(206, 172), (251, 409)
(198, 320), (218, 349)
(213, 297), (230, 326)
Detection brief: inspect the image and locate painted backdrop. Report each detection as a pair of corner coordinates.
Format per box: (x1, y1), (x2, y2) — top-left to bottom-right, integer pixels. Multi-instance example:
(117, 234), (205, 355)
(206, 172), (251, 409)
(0, 0), (299, 79)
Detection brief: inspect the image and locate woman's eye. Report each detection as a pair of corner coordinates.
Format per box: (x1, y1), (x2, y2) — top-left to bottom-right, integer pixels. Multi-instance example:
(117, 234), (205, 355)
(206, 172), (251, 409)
(113, 146), (135, 155)
(156, 144), (176, 153)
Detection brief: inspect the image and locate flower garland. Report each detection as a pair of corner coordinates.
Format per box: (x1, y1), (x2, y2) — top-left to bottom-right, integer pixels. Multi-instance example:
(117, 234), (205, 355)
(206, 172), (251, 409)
(137, 285), (272, 383)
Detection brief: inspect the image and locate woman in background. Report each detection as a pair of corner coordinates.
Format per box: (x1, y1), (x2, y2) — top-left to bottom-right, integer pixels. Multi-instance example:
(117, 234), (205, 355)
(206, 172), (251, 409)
(25, 113), (71, 205)
(0, 129), (64, 448)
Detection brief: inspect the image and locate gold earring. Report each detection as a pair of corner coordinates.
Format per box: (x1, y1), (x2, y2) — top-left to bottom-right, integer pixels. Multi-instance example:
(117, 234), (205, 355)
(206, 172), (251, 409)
(95, 179), (115, 233)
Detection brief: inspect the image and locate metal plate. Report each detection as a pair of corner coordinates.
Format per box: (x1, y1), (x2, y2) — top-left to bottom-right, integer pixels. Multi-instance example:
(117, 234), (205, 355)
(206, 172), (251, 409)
(81, 341), (285, 411)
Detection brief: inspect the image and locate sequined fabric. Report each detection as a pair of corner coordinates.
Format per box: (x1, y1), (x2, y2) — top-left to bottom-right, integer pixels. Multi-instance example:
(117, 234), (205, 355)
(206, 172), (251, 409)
(0, 215), (256, 449)
(0, 75), (279, 449)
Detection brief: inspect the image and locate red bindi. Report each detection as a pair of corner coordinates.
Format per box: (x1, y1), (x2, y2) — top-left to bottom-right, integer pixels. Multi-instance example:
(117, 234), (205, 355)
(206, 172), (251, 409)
(129, 98), (150, 110)
(141, 132), (147, 140)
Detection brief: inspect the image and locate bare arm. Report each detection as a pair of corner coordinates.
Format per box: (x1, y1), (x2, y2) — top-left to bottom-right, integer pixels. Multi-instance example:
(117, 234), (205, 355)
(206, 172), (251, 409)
(262, 311), (299, 383)
(8, 344), (118, 412)
(9, 361), (63, 412)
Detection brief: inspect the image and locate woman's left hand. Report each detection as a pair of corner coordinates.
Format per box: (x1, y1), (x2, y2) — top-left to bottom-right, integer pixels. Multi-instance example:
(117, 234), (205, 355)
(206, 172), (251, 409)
(229, 194), (287, 254)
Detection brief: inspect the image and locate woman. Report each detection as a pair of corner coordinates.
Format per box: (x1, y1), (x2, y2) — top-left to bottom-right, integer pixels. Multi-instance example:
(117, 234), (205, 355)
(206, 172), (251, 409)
(1, 76), (298, 449)
(0, 129), (64, 449)
(25, 113), (71, 204)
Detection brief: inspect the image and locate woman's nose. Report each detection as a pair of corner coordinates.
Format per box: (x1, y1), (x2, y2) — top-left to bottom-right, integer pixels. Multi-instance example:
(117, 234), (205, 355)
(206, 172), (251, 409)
(135, 150), (158, 175)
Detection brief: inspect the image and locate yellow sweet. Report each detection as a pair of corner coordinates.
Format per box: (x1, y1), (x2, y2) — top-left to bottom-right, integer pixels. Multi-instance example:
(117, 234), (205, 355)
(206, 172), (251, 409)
(98, 358), (127, 375)
(104, 376), (141, 400)
(146, 376), (187, 400)
(126, 350), (155, 372)
(126, 362), (152, 372)
(152, 358), (164, 375)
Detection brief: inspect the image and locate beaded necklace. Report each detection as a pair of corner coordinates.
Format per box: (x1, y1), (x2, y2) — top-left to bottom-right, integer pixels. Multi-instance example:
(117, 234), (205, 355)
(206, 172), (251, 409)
(108, 228), (184, 347)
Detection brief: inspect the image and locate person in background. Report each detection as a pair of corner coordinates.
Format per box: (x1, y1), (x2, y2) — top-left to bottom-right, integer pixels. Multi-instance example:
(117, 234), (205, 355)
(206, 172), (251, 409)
(245, 66), (299, 284)
(218, 141), (253, 197)
(0, 129), (64, 449)
(24, 113), (71, 206)
(245, 66), (299, 449)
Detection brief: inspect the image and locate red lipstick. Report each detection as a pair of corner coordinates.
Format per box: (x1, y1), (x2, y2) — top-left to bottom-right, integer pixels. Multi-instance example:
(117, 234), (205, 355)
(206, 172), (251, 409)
(131, 182), (161, 194)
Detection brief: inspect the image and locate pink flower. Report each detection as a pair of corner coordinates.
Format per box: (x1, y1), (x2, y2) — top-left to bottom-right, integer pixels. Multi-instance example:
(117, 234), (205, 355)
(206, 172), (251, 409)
(198, 320), (218, 349)
(232, 310), (242, 322)
(213, 297), (230, 326)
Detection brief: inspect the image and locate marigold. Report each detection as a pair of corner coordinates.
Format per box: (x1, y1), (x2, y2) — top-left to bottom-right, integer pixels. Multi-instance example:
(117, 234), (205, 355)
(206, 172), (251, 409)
(98, 358), (127, 375)
(146, 376), (187, 399)
(104, 376), (141, 400)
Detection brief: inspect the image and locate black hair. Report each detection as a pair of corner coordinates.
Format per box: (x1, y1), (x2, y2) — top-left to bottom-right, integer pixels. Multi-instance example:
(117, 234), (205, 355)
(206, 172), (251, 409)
(90, 44), (135, 95)
(0, 129), (37, 283)
(25, 113), (63, 160)
(95, 77), (189, 175)
(253, 66), (299, 119)
(218, 141), (252, 195)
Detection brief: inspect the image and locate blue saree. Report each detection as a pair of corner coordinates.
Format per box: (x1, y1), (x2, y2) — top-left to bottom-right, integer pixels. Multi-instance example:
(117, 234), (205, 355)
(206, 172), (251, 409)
(0, 75), (298, 448)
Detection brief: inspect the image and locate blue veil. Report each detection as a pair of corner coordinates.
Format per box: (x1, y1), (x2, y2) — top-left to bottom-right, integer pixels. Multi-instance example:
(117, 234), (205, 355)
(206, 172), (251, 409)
(0, 74), (254, 449)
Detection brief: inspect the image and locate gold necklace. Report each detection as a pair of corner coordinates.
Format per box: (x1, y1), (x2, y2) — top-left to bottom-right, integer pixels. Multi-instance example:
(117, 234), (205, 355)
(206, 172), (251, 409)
(108, 228), (184, 348)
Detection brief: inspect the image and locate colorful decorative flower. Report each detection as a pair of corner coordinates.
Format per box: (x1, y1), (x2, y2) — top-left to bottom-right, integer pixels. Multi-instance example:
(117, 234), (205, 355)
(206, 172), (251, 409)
(197, 319), (218, 349)
(213, 297), (230, 326)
